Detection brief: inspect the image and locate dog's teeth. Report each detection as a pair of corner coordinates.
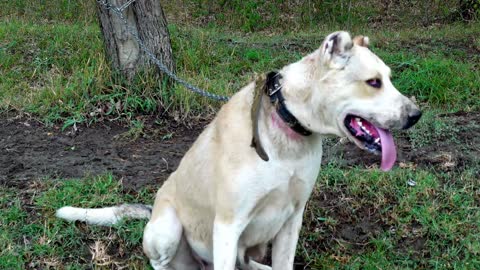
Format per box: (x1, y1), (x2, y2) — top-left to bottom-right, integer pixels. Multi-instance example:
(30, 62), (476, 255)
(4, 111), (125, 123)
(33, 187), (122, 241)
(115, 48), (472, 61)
(374, 138), (380, 144)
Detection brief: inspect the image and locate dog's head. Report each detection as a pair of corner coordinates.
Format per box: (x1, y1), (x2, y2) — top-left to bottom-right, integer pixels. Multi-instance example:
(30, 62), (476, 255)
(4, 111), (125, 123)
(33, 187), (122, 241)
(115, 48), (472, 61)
(281, 31), (421, 171)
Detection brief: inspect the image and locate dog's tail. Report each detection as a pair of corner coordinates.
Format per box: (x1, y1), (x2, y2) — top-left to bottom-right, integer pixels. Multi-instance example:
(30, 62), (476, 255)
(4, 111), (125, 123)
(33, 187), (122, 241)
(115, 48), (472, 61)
(56, 204), (152, 226)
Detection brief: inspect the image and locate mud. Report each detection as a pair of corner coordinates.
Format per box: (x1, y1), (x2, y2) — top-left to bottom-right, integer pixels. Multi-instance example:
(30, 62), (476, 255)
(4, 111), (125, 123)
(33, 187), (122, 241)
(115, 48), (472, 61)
(2, 111), (479, 190)
(0, 114), (203, 190)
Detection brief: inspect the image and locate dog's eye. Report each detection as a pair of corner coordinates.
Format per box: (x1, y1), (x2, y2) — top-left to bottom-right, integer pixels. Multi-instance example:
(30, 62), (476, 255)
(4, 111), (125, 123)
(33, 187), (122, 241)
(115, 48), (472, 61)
(366, 79), (382, 88)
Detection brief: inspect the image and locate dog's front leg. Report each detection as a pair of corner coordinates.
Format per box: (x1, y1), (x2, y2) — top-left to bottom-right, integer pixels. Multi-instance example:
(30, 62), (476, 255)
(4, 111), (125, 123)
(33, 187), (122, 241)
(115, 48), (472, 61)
(213, 217), (247, 270)
(271, 209), (305, 270)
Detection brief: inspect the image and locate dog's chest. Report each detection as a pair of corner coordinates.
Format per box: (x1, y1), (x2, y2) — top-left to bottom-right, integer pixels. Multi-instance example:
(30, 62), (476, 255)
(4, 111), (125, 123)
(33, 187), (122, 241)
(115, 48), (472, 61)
(240, 160), (319, 246)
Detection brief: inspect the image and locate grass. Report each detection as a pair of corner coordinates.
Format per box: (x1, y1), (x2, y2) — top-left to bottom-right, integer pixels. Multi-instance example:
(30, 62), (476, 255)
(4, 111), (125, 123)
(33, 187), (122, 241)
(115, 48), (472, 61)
(1, 167), (478, 269)
(0, 174), (154, 269)
(1, 0), (480, 269)
(301, 165), (480, 269)
(404, 110), (461, 148)
(1, 3), (479, 125)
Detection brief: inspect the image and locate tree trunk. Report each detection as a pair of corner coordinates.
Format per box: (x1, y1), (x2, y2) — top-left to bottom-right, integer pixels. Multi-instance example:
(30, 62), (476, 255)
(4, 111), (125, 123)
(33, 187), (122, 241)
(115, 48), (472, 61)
(96, 0), (175, 80)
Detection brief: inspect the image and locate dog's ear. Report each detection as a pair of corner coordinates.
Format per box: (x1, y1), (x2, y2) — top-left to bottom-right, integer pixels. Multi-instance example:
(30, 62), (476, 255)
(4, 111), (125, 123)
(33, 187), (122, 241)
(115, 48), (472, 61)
(353, 35), (369, 47)
(321, 31), (353, 69)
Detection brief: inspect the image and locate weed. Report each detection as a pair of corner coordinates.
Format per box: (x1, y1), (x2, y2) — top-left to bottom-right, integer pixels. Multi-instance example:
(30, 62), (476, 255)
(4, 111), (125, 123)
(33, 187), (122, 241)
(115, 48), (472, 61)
(114, 119), (146, 141)
(161, 133), (173, 140)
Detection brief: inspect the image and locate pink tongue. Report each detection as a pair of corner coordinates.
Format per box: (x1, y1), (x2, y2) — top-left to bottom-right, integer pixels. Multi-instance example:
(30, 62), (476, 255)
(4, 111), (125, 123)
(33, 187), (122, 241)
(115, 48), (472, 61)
(376, 127), (397, 171)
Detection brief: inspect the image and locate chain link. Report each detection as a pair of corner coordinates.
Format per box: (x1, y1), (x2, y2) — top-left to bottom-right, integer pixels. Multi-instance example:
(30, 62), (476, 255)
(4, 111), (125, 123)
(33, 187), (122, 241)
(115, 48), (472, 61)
(96, 0), (230, 101)
(118, 0), (136, 11)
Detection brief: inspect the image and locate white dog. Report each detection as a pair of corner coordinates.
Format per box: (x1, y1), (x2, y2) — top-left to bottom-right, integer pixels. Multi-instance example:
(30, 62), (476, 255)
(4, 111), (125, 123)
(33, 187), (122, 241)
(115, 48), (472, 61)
(57, 31), (421, 270)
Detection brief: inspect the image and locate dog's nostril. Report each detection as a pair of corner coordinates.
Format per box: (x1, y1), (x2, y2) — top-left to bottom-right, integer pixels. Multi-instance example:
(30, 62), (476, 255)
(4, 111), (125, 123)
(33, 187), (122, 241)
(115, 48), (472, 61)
(403, 110), (422, 129)
(412, 110), (422, 122)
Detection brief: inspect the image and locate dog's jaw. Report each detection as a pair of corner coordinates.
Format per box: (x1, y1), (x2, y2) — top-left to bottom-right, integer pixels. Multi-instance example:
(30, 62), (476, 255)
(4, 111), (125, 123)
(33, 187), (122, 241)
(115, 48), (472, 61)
(341, 114), (398, 171)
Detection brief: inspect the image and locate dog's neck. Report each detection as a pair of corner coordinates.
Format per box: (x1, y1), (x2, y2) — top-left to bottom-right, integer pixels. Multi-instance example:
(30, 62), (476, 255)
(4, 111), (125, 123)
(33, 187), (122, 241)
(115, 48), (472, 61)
(265, 72), (312, 137)
(256, 83), (322, 161)
(270, 111), (303, 141)
(260, 101), (322, 160)
(251, 72), (315, 161)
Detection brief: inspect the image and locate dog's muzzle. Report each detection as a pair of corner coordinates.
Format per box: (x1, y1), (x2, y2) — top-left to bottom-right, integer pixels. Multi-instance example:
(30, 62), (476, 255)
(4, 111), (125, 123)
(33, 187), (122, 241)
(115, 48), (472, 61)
(402, 109), (422, 129)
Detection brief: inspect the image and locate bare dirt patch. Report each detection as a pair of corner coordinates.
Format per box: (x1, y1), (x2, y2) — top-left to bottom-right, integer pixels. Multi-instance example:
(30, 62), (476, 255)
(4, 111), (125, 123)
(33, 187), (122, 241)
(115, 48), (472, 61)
(2, 111), (479, 189)
(0, 114), (203, 190)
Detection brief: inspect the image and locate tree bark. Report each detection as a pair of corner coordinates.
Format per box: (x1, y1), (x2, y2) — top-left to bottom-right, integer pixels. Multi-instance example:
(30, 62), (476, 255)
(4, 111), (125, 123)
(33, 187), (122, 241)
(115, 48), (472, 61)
(96, 0), (175, 80)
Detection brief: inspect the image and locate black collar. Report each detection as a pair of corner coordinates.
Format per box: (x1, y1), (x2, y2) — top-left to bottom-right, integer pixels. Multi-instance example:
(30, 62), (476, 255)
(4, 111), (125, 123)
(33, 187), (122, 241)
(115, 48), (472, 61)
(265, 72), (312, 136)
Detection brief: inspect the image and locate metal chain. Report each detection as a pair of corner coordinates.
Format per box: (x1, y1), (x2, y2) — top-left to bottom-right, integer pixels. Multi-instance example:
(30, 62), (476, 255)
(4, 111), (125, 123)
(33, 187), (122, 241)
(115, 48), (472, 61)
(118, 0), (135, 11)
(96, 0), (230, 101)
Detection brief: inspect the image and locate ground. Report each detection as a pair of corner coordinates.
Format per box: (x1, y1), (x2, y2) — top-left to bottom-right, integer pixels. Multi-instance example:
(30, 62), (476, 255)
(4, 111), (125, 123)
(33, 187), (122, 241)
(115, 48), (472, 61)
(2, 112), (479, 190)
(0, 114), (201, 191)
(1, 110), (479, 269)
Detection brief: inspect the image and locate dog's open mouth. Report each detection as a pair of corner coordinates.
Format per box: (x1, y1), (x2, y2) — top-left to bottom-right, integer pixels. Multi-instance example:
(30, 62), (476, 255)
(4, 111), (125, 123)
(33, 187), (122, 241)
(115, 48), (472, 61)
(344, 115), (397, 171)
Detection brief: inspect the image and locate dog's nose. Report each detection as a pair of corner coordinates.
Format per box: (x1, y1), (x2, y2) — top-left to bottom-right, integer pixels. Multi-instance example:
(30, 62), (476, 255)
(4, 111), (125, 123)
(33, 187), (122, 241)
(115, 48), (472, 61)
(403, 110), (422, 129)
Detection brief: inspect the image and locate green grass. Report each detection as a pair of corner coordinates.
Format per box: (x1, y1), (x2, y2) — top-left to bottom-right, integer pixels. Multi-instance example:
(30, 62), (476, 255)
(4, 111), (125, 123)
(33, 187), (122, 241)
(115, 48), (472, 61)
(300, 165), (480, 269)
(1, 4), (479, 125)
(0, 174), (154, 269)
(1, 168), (478, 269)
(404, 110), (460, 148)
(161, 0), (472, 33)
(377, 51), (480, 110)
